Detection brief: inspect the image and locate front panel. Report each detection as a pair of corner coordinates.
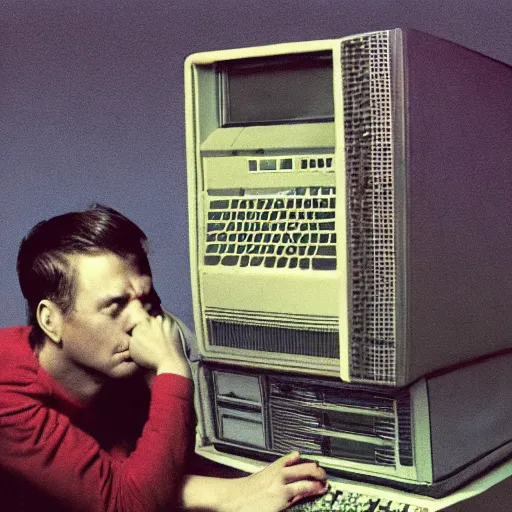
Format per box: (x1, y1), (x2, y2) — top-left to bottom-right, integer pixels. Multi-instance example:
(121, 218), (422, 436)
(195, 364), (422, 486)
(186, 30), (405, 386)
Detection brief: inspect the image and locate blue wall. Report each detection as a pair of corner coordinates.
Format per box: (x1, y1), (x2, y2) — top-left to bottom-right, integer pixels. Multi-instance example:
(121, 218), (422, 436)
(1, 0), (511, 330)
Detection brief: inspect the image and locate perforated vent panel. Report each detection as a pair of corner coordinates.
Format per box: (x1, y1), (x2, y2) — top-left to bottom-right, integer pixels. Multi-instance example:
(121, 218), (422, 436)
(343, 32), (397, 384)
(206, 309), (339, 359)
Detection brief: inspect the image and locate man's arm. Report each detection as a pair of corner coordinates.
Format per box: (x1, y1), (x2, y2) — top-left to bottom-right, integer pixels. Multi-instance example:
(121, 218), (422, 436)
(0, 372), (193, 511)
(180, 452), (328, 512)
(0, 316), (194, 511)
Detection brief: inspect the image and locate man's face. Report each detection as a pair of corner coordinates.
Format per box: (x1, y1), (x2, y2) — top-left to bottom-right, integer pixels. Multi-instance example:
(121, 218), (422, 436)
(58, 251), (155, 379)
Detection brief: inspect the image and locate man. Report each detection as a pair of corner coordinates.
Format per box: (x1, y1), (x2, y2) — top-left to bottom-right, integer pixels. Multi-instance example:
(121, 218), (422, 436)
(0, 204), (327, 511)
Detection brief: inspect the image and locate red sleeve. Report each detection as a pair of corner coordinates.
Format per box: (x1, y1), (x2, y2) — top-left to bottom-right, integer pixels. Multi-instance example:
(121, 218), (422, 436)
(0, 373), (193, 512)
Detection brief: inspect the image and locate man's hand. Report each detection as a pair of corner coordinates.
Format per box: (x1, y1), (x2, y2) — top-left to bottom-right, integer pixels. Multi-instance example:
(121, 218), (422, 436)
(233, 452), (328, 511)
(181, 452), (328, 511)
(129, 314), (191, 379)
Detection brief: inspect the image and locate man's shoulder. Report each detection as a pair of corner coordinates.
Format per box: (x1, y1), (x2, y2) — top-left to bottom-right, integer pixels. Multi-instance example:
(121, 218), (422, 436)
(0, 326), (38, 385)
(0, 325), (32, 356)
(0, 325), (31, 338)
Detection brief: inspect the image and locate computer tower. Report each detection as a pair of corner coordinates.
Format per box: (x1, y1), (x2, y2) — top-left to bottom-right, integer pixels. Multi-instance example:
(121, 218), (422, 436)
(184, 28), (512, 500)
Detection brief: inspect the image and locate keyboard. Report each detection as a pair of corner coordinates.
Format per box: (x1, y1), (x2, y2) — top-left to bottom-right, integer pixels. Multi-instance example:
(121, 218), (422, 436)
(289, 489), (430, 512)
(204, 187), (337, 270)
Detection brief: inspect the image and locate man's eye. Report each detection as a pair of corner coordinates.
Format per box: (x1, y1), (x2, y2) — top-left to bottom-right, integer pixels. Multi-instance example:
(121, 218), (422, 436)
(106, 303), (121, 318)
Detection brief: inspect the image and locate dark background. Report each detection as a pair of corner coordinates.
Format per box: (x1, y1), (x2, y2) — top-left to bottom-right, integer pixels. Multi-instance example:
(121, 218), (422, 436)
(1, 0), (511, 330)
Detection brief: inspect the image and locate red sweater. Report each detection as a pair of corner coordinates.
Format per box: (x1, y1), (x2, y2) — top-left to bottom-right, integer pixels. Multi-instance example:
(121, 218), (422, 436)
(0, 326), (194, 511)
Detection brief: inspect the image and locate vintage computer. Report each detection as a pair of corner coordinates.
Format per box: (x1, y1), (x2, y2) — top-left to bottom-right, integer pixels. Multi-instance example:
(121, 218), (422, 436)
(184, 28), (512, 508)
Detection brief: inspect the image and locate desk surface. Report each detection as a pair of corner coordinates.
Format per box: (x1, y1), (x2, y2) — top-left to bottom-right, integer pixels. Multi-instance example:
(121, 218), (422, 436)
(441, 475), (512, 511)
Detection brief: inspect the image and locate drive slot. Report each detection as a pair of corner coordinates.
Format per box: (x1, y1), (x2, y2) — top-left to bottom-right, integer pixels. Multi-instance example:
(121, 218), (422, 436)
(325, 437), (380, 463)
(217, 406), (266, 448)
(324, 409), (382, 436)
(214, 371), (263, 405)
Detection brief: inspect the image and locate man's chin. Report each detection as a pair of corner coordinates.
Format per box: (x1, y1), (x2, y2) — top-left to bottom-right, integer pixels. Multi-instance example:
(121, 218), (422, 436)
(111, 360), (140, 378)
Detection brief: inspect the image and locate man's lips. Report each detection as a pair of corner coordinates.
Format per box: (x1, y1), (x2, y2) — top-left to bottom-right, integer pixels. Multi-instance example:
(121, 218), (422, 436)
(117, 348), (132, 361)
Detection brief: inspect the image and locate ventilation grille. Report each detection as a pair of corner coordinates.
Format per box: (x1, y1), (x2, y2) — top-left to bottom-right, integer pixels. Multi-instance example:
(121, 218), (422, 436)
(204, 187), (337, 271)
(396, 391), (414, 466)
(342, 32), (397, 385)
(205, 308), (339, 359)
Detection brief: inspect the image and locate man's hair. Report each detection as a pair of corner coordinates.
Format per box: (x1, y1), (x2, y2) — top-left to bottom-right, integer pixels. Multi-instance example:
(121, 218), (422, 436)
(17, 204), (152, 348)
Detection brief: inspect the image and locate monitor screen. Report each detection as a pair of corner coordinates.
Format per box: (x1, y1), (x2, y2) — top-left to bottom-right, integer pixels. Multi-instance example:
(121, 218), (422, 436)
(220, 52), (334, 126)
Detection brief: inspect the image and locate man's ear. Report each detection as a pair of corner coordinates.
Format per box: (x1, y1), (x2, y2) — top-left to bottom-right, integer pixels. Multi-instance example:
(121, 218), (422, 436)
(36, 300), (64, 343)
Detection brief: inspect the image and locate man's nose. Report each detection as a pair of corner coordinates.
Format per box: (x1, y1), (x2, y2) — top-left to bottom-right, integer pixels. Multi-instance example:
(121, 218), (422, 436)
(125, 299), (151, 335)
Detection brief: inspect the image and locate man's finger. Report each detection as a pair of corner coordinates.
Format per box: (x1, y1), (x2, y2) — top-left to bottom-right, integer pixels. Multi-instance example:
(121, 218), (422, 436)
(285, 479), (328, 504)
(282, 451), (301, 467)
(283, 461), (327, 484)
(162, 315), (172, 339)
